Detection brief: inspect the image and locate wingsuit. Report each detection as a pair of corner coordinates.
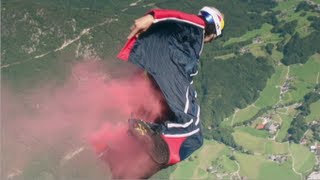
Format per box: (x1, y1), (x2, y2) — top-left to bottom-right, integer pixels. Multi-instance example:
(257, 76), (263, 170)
(118, 8), (223, 165)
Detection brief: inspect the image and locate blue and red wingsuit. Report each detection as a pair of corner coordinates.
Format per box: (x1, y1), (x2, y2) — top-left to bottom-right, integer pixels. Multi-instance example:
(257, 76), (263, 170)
(118, 9), (206, 165)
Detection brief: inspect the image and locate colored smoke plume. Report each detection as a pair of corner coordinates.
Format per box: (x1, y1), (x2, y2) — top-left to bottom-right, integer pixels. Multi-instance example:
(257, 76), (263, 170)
(1, 59), (166, 179)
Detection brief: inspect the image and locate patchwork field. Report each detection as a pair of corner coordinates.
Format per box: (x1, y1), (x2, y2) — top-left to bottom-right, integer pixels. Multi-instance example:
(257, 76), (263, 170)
(231, 105), (260, 125)
(290, 143), (316, 175)
(223, 23), (274, 47)
(255, 65), (287, 108)
(282, 55), (320, 103)
(305, 101), (320, 123)
(276, 112), (296, 142)
(171, 1), (320, 179)
(169, 140), (228, 179)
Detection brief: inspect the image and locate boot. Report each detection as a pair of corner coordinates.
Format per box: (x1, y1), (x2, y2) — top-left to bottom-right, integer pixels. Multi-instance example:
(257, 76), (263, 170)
(128, 119), (169, 165)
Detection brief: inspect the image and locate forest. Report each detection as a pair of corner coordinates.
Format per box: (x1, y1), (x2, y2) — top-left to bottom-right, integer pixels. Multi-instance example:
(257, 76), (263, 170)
(196, 0), (320, 145)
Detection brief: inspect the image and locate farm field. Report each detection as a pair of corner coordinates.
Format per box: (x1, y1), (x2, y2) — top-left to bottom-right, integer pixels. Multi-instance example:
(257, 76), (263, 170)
(305, 101), (320, 123)
(169, 1), (320, 179)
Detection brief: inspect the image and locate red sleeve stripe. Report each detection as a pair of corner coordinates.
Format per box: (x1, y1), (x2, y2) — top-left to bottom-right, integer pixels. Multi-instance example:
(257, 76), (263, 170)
(150, 9), (205, 28)
(154, 18), (204, 29)
(117, 37), (137, 61)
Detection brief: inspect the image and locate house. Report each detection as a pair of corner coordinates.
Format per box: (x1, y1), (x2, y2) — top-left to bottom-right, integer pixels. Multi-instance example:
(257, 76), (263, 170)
(307, 171), (320, 180)
(310, 145), (317, 153)
(239, 47), (249, 55)
(264, 122), (279, 134)
(268, 154), (288, 164)
(252, 37), (263, 44)
(206, 166), (217, 174)
(300, 138), (307, 145)
(256, 124), (265, 130)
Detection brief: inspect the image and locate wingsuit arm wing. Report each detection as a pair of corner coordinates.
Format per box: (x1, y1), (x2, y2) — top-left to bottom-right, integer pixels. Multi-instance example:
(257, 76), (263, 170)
(117, 9), (205, 61)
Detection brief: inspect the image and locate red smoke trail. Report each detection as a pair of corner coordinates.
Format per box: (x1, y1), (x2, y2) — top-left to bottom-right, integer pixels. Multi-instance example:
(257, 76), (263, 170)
(1, 59), (166, 179)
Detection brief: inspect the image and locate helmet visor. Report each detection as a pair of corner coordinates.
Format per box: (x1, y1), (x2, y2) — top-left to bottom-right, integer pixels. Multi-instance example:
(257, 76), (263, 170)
(200, 11), (215, 24)
(199, 6), (224, 37)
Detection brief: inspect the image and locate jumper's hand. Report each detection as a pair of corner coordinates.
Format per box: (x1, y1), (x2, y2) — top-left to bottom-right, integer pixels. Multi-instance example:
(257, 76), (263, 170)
(127, 14), (154, 39)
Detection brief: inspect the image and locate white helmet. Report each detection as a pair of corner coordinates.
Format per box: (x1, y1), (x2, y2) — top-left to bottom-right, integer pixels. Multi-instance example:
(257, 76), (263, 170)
(199, 6), (225, 37)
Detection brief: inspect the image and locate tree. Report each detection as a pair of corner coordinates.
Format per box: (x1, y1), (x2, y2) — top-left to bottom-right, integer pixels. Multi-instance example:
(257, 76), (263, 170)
(295, 2), (314, 12)
(311, 124), (320, 141)
(265, 43), (274, 55)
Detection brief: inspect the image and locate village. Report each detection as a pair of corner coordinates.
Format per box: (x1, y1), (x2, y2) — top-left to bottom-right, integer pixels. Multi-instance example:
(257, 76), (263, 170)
(255, 115), (320, 180)
(307, 142), (320, 180)
(306, 120), (320, 180)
